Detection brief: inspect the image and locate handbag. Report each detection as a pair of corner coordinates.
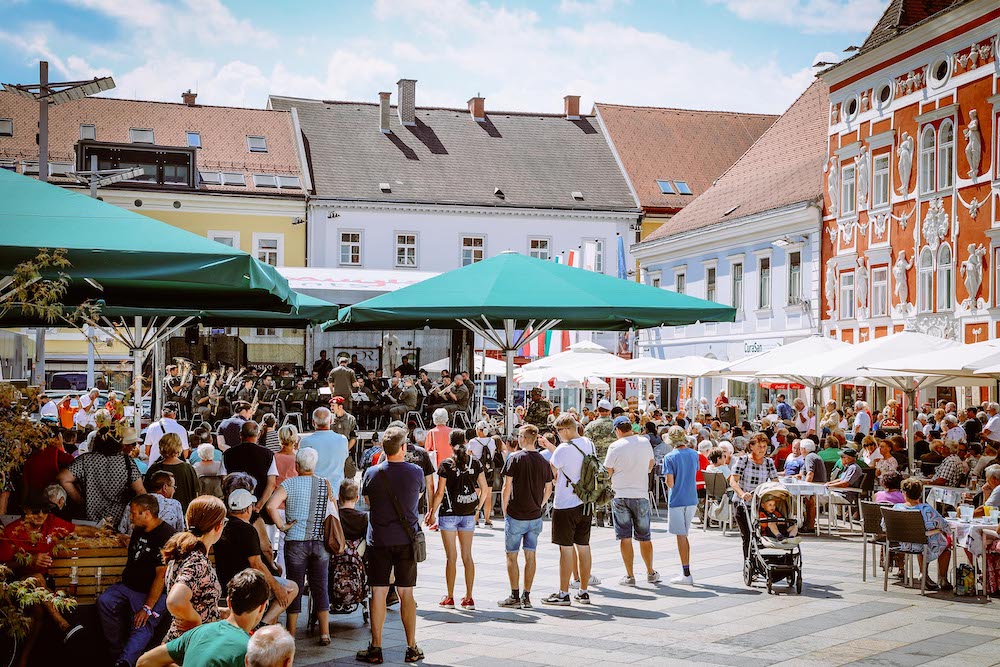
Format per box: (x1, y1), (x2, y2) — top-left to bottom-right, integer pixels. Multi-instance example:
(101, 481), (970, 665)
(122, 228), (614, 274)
(324, 511), (346, 555)
(379, 473), (426, 562)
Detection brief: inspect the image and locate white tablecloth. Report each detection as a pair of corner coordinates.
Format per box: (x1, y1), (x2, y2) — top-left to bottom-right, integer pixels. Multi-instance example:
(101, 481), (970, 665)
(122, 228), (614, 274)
(779, 479), (831, 497)
(944, 518), (999, 557)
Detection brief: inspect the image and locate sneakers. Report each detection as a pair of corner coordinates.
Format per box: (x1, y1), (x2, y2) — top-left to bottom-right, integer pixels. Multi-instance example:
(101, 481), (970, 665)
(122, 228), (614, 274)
(619, 575), (636, 586)
(438, 596), (455, 609)
(520, 592), (532, 609)
(404, 645), (425, 663)
(573, 591), (591, 605)
(541, 592), (571, 606)
(460, 597), (476, 610)
(497, 595), (522, 609)
(647, 570), (662, 584)
(670, 573), (694, 586)
(356, 645), (384, 664)
(569, 574), (601, 589)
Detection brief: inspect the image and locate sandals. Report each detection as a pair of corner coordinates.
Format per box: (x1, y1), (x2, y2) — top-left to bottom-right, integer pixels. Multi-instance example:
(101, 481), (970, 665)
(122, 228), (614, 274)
(356, 645), (383, 663)
(405, 645), (425, 663)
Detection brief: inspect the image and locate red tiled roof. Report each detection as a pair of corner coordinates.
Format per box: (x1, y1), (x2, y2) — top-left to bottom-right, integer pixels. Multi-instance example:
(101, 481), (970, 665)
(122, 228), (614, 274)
(640, 79), (828, 243)
(860, 0), (963, 53)
(595, 103), (777, 211)
(0, 93), (304, 196)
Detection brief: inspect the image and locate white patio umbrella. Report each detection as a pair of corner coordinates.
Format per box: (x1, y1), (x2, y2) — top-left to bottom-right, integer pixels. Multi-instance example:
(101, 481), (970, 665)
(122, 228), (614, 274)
(616, 355), (728, 379)
(423, 354), (507, 376)
(711, 335), (852, 378)
(513, 366), (609, 390)
(520, 340), (614, 371)
(873, 340), (1000, 378)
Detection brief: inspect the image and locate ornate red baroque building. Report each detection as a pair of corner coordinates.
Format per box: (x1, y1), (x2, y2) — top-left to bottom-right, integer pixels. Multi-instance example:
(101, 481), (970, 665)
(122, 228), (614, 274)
(819, 0), (999, 346)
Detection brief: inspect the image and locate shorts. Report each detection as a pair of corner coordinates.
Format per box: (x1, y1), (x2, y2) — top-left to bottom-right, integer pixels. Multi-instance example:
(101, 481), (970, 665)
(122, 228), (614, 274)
(504, 517), (543, 552)
(551, 505), (593, 547)
(438, 514), (476, 532)
(269, 576), (292, 601)
(366, 544), (418, 588)
(668, 505), (696, 535)
(611, 497), (652, 542)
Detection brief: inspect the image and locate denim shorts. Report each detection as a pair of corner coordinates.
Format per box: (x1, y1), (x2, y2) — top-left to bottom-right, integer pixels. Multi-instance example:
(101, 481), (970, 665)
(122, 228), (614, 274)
(438, 514), (476, 532)
(611, 497), (652, 542)
(504, 517), (543, 552)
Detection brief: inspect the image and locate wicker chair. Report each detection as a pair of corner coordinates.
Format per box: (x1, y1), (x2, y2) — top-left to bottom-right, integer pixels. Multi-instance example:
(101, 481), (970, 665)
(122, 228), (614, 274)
(880, 507), (932, 595)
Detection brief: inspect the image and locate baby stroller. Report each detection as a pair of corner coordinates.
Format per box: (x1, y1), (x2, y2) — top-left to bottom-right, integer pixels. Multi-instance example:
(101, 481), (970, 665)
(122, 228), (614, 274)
(743, 481), (803, 595)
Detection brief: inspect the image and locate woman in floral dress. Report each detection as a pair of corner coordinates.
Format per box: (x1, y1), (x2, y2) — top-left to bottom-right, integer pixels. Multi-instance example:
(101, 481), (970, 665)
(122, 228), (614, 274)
(162, 495), (227, 641)
(890, 478), (952, 591)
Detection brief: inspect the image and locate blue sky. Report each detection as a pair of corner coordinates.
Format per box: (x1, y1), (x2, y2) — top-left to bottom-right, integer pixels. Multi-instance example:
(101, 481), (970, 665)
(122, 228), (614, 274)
(0, 0), (881, 114)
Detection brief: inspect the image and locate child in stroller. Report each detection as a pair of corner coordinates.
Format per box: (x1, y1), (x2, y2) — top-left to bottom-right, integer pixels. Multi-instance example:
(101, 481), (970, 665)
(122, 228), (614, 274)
(743, 481), (803, 594)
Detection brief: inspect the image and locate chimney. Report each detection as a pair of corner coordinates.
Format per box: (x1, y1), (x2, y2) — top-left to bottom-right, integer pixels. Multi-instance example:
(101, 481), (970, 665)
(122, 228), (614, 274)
(379, 92), (392, 134)
(564, 94), (580, 120)
(467, 95), (485, 122)
(182, 89), (197, 106)
(397, 79), (416, 127)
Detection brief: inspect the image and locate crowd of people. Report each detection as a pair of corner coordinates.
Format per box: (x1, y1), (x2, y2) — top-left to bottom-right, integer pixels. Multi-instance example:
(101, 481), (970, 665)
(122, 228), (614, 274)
(7, 372), (1000, 665)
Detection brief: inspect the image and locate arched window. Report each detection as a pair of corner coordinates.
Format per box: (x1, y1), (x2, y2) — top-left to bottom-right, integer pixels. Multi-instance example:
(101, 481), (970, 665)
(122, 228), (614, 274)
(919, 126), (936, 194)
(937, 244), (953, 311)
(938, 120), (954, 190)
(918, 247), (934, 312)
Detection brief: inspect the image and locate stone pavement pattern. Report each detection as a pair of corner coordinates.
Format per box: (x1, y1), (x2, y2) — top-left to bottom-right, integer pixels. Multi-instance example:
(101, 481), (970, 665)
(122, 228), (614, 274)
(291, 516), (1000, 667)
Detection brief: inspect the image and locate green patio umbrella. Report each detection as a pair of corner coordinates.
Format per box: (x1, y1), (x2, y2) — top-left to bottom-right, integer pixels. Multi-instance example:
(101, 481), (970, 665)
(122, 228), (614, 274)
(0, 168), (297, 311)
(325, 251), (735, 433)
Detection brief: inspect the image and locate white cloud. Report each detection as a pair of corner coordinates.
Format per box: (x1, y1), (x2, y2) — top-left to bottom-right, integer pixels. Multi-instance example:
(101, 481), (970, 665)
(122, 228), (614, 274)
(710, 0), (885, 34)
(558, 0), (621, 16)
(2, 0), (839, 113)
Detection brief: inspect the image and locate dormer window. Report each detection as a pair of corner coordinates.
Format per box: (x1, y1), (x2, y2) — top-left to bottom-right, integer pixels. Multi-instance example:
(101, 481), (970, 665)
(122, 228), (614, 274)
(247, 135), (267, 153)
(80, 124), (96, 140)
(129, 128), (155, 144)
(0, 119), (13, 137)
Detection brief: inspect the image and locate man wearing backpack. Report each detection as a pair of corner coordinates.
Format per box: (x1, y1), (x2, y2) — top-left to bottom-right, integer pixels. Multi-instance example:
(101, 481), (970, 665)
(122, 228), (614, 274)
(605, 416), (661, 586)
(469, 421), (501, 527)
(544, 413), (609, 606)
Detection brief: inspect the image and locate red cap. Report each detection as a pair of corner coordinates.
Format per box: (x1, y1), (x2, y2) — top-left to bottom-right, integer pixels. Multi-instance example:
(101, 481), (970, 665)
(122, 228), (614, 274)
(330, 396), (345, 405)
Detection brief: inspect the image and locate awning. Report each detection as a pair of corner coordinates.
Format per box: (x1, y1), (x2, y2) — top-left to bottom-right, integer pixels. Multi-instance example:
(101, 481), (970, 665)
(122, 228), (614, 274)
(278, 267), (439, 306)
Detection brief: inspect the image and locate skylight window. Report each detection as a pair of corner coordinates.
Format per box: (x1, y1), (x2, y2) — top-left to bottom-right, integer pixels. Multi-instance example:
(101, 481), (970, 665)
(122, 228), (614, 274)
(129, 128), (155, 144)
(673, 180), (692, 195)
(187, 131), (202, 148)
(656, 180), (675, 194)
(246, 135), (268, 153)
(0, 119), (13, 137)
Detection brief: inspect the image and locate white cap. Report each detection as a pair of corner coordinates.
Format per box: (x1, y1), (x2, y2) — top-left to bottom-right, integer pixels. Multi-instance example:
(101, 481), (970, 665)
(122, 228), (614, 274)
(598, 399), (612, 411)
(227, 489), (257, 512)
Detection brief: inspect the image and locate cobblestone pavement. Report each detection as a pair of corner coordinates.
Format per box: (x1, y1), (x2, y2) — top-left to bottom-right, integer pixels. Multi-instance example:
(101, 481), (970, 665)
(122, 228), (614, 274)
(292, 514), (1000, 667)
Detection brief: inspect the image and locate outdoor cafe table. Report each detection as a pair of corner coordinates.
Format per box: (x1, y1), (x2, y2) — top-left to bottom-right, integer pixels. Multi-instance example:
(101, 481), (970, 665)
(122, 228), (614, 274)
(778, 478), (835, 535)
(944, 517), (999, 596)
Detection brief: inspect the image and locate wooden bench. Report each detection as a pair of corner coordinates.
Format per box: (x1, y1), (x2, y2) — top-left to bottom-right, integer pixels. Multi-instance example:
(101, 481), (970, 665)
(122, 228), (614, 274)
(50, 546), (128, 605)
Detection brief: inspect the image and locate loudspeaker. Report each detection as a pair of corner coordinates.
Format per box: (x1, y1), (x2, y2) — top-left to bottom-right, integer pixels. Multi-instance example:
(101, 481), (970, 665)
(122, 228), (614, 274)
(184, 326), (200, 345)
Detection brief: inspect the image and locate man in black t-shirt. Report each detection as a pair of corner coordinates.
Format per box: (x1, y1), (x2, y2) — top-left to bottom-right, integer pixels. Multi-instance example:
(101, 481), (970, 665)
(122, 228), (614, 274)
(215, 489), (297, 626)
(97, 495), (175, 667)
(498, 424), (553, 610)
(223, 420), (278, 515)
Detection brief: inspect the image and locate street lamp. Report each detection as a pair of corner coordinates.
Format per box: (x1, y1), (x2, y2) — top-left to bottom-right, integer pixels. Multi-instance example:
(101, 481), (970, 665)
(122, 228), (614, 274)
(2, 61), (115, 387)
(1, 61), (115, 182)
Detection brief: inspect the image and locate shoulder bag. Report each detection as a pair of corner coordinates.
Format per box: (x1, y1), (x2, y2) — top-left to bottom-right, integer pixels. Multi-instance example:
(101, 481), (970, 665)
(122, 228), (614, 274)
(379, 472), (426, 562)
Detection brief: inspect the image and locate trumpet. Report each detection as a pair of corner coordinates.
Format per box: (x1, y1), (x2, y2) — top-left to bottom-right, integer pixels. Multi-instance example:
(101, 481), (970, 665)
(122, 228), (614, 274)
(249, 389), (260, 416)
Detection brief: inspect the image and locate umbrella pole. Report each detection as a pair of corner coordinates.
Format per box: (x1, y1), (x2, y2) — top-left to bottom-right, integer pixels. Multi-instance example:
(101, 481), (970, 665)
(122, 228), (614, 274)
(905, 386), (916, 472)
(133, 316), (143, 432)
(506, 348), (515, 437)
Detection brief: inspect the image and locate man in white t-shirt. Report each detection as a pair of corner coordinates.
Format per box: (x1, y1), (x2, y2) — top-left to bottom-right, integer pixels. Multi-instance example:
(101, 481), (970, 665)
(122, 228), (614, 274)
(604, 417), (659, 586)
(38, 393), (58, 420)
(144, 403), (190, 463)
(75, 388), (101, 429)
(982, 403), (1000, 446)
(543, 414), (596, 607)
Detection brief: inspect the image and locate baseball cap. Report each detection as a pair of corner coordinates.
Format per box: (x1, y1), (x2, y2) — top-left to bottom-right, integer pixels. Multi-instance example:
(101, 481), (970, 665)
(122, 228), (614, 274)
(227, 489), (257, 512)
(330, 396), (345, 405)
(612, 416), (632, 430)
(597, 399), (612, 411)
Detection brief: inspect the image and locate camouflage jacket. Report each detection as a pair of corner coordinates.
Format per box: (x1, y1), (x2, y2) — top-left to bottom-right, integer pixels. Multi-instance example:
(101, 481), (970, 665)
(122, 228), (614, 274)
(524, 399), (552, 428)
(584, 416), (617, 453)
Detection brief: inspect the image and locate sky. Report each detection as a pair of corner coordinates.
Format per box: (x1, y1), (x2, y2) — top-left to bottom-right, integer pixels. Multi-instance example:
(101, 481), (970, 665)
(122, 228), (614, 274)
(0, 0), (881, 115)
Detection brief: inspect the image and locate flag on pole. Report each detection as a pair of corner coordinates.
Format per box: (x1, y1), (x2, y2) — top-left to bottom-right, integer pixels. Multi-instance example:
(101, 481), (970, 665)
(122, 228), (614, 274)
(616, 233), (628, 280)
